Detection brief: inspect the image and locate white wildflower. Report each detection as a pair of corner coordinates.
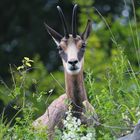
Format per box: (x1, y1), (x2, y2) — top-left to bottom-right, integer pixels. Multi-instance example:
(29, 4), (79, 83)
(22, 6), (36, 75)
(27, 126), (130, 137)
(62, 107), (96, 140)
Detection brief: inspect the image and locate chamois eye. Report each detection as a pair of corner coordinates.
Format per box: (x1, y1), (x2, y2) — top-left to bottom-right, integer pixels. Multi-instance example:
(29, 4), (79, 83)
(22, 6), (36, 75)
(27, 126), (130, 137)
(81, 43), (86, 51)
(57, 46), (63, 52)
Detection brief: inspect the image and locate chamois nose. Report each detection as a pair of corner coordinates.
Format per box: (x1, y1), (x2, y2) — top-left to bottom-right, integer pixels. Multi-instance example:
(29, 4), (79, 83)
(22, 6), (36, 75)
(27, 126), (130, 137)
(68, 60), (78, 66)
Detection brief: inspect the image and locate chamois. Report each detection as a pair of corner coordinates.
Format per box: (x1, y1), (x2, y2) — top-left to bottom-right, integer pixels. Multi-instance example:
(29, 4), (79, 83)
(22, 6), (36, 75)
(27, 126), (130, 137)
(33, 4), (98, 140)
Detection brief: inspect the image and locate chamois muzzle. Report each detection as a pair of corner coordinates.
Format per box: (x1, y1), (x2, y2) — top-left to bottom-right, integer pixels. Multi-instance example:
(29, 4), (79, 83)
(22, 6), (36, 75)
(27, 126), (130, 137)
(68, 60), (78, 65)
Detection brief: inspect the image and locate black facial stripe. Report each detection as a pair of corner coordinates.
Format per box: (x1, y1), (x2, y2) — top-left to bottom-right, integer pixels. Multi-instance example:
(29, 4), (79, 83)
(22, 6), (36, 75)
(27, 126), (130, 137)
(78, 43), (86, 61)
(59, 51), (68, 62)
(78, 49), (85, 61)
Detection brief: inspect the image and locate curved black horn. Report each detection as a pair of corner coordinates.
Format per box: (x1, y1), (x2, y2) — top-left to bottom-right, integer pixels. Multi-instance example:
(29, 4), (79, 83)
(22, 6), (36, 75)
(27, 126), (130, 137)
(72, 4), (78, 38)
(57, 6), (69, 38)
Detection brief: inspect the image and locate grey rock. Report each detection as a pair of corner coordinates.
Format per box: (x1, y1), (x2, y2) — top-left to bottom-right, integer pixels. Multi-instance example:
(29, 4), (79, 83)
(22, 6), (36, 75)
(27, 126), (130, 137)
(118, 120), (140, 140)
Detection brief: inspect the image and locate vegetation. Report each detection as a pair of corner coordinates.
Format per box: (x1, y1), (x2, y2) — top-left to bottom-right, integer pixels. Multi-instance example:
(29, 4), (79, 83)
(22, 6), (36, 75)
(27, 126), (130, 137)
(0, 0), (140, 139)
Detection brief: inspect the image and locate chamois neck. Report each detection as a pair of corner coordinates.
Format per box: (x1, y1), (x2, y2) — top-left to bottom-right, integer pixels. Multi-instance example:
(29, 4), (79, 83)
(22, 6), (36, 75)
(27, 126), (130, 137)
(65, 70), (87, 109)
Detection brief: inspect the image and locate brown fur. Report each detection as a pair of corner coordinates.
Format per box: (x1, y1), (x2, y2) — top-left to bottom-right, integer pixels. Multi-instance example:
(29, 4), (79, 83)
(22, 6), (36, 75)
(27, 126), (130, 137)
(33, 94), (67, 140)
(65, 69), (87, 115)
(33, 67), (98, 140)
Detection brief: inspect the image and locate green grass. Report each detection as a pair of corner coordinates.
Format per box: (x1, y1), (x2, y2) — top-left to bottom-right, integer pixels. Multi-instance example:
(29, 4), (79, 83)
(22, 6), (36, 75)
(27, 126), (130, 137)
(0, 46), (139, 140)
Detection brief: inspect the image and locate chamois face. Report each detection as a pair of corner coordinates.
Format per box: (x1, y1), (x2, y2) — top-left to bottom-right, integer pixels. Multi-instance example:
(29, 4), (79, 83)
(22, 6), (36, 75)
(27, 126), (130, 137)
(58, 35), (86, 75)
(44, 4), (92, 75)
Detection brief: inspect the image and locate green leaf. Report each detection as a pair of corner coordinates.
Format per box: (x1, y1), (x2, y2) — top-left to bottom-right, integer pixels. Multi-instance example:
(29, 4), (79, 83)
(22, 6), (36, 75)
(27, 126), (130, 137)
(13, 87), (21, 96)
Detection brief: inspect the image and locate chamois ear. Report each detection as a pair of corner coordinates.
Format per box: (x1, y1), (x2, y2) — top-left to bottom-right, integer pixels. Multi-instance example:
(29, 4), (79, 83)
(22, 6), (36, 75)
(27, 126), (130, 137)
(81, 19), (92, 41)
(44, 23), (63, 46)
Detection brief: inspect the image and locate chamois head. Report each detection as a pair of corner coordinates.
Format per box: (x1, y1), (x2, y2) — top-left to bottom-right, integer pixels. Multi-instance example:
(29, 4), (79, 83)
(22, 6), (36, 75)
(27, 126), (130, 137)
(45, 4), (92, 75)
